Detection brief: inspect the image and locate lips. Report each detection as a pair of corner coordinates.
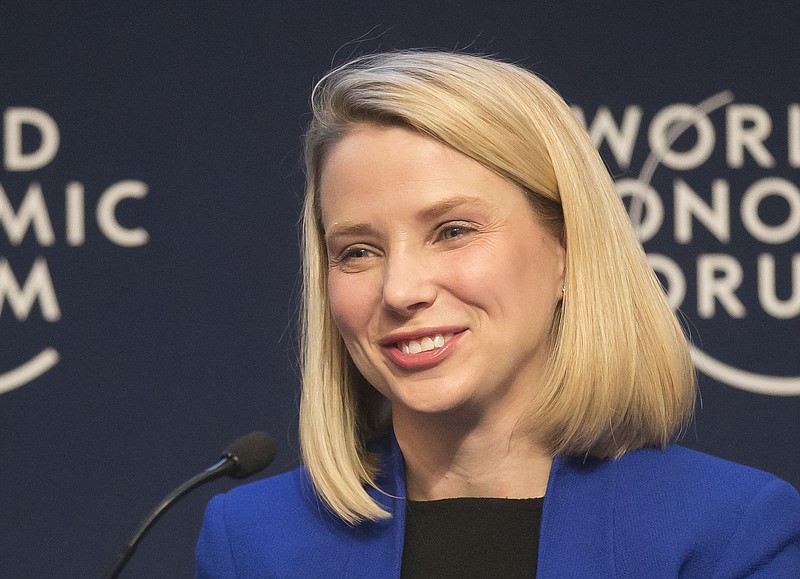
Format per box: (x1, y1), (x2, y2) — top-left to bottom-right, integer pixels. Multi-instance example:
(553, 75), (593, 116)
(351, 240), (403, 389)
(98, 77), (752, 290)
(381, 328), (465, 369)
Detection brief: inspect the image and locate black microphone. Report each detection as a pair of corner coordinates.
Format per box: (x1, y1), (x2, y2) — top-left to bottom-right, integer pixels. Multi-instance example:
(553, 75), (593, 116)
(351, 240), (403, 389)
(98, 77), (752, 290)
(104, 431), (276, 579)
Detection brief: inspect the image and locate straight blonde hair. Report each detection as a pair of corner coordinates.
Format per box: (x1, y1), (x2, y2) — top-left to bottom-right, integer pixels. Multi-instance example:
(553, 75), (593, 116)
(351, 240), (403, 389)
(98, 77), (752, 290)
(300, 51), (696, 524)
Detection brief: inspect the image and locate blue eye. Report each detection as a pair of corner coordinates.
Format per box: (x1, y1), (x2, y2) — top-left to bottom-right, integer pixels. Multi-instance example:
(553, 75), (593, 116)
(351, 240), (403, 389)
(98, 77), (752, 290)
(441, 225), (471, 240)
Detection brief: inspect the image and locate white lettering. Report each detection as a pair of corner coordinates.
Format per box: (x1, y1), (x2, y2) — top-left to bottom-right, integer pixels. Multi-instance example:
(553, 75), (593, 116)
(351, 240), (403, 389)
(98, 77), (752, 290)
(0, 182), (55, 246)
(697, 254), (746, 318)
(647, 253), (685, 310)
(0, 258), (61, 321)
(580, 105), (643, 169)
(648, 104), (715, 170)
(758, 253), (800, 319)
(674, 178), (730, 243)
(726, 104), (775, 168)
(3, 107), (60, 171)
(789, 104), (800, 168)
(616, 178), (663, 242)
(96, 180), (149, 247)
(740, 177), (800, 244)
(65, 181), (85, 246)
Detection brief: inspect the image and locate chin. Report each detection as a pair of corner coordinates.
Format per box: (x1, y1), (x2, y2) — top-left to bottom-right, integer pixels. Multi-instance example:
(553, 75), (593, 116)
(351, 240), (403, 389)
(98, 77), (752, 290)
(391, 389), (478, 419)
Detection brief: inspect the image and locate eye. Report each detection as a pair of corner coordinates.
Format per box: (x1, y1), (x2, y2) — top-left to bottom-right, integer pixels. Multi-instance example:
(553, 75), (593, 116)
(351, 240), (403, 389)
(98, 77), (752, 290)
(342, 247), (373, 260)
(439, 222), (475, 241)
(331, 245), (380, 266)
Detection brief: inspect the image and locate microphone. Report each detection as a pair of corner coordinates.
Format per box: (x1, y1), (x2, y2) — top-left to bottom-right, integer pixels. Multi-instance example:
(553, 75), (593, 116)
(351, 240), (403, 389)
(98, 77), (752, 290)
(104, 431), (276, 579)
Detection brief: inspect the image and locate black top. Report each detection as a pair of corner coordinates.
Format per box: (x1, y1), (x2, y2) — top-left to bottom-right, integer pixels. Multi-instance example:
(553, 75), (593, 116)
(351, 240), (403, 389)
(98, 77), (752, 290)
(401, 497), (544, 578)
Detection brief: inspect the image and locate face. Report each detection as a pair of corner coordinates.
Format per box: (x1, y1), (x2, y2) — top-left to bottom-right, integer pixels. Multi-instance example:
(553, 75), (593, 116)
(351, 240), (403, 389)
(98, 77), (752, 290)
(320, 125), (565, 428)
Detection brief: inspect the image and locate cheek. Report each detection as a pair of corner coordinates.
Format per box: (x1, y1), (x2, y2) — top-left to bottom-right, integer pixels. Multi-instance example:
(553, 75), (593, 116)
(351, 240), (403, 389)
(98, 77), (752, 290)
(328, 271), (390, 393)
(327, 272), (375, 341)
(444, 244), (525, 304)
(446, 239), (561, 316)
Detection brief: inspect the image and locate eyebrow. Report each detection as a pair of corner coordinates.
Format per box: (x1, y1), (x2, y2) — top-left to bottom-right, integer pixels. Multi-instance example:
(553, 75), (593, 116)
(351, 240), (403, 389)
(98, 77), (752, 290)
(414, 194), (496, 222)
(324, 194), (496, 243)
(324, 221), (378, 244)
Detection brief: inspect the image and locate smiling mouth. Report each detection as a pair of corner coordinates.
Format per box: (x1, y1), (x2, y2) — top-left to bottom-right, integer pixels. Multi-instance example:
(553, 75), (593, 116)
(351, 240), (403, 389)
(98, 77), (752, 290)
(397, 333), (454, 354)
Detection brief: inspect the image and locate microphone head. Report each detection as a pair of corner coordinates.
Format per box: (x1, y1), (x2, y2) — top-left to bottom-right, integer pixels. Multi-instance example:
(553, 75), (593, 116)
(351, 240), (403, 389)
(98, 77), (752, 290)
(222, 431), (277, 479)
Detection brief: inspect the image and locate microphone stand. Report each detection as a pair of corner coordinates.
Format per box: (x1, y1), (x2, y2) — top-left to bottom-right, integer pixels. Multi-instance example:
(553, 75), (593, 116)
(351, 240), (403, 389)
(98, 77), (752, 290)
(104, 457), (233, 579)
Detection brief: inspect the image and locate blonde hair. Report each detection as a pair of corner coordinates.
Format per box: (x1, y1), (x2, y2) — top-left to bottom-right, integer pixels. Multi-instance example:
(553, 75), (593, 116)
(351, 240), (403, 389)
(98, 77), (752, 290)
(299, 51), (696, 524)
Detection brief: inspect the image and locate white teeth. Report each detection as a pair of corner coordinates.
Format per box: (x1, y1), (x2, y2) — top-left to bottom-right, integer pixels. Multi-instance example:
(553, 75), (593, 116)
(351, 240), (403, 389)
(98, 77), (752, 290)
(397, 333), (454, 355)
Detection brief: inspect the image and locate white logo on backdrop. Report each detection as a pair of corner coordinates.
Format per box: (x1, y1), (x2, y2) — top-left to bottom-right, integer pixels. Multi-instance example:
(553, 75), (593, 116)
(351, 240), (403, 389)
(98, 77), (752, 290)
(6, 100), (792, 396)
(0, 107), (149, 395)
(574, 92), (800, 396)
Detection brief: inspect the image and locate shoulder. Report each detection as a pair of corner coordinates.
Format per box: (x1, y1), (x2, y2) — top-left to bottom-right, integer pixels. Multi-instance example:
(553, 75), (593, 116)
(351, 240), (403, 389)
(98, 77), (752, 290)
(607, 445), (800, 526)
(613, 444), (792, 498)
(196, 467), (357, 578)
(591, 446), (800, 576)
(207, 466), (311, 519)
(551, 445), (800, 531)
(555, 443), (800, 520)
(554, 444), (796, 505)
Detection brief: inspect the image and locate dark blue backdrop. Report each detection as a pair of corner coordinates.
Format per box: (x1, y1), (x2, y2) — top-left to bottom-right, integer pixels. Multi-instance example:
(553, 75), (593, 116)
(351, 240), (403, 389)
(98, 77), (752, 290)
(1, 2), (798, 577)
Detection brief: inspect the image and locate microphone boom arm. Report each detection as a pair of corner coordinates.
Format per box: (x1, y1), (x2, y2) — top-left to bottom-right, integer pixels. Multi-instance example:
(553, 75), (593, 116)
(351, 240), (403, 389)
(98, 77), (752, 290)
(104, 457), (233, 579)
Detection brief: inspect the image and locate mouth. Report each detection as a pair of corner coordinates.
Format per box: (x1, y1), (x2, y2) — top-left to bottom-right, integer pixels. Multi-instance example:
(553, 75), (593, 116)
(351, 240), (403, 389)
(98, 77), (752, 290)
(381, 328), (465, 369)
(396, 332), (454, 354)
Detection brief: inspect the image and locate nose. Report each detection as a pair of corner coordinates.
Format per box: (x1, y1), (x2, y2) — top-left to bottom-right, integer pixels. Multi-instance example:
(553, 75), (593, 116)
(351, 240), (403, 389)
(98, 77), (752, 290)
(381, 250), (437, 315)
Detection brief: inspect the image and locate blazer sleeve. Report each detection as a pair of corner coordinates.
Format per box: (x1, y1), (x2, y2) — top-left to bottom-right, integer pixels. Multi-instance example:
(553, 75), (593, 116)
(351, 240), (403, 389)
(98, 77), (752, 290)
(195, 494), (237, 579)
(711, 477), (800, 578)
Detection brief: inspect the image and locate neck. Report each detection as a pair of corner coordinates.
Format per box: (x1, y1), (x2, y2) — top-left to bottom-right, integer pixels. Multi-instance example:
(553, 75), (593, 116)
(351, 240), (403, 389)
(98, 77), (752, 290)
(394, 408), (552, 501)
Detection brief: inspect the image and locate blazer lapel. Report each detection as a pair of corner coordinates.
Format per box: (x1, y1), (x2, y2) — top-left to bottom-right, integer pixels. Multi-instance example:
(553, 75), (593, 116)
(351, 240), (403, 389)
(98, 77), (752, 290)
(344, 434), (407, 578)
(537, 455), (617, 577)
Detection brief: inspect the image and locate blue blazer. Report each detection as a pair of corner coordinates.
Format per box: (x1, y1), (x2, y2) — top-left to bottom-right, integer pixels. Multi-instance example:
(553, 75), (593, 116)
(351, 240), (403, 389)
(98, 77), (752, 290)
(196, 436), (800, 577)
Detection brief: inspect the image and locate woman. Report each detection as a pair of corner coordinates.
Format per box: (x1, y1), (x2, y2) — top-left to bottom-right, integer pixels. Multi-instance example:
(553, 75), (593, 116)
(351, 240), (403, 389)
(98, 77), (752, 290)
(197, 51), (800, 577)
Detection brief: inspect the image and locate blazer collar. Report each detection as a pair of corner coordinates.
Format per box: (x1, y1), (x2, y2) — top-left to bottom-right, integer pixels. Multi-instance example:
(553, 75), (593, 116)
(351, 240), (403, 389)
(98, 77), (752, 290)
(538, 455), (617, 576)
(345, 433), (617, 577)
(343, 432), (406, 577)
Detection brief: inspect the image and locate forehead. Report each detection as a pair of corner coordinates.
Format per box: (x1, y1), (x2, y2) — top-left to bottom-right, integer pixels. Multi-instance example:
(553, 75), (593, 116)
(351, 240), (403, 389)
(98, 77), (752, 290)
(318, 125), (529, 228)
(320, 125), (451, 190)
